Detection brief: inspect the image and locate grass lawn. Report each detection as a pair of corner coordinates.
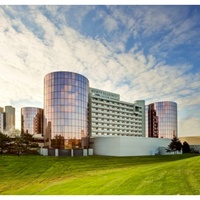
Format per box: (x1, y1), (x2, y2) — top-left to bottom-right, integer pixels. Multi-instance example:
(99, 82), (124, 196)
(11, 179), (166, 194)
(0, 153), (200, 195)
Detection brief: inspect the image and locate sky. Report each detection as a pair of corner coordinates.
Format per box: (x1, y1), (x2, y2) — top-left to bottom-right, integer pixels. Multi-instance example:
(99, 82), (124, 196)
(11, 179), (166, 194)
(0, 3), (200, 137)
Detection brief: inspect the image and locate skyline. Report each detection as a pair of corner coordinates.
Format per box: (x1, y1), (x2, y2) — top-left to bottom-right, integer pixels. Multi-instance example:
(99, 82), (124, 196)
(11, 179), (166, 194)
(0, 5), (200, 137)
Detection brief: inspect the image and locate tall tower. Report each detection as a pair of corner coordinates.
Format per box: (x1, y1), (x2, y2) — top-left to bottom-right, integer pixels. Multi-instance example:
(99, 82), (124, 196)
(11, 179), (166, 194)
(21, 107), (43, 135)
(44, 71), (89, 149)
(5, 106), (15, 131)
(0, 112), (6, 133)
(147, 101), (177, 139)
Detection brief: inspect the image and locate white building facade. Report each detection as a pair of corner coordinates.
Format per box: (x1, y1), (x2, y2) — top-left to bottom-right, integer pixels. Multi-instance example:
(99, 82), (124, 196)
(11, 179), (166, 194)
(89, 88), (145, 137)
(90, 136), (173, 156)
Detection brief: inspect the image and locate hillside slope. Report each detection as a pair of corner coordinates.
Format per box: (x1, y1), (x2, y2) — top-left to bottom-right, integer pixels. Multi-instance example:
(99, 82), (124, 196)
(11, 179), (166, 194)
(0, 154), (199, 195)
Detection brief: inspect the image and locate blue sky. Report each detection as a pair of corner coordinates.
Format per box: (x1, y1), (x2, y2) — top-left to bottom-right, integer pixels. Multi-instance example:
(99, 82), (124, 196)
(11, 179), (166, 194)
(0, 4), (200, 136)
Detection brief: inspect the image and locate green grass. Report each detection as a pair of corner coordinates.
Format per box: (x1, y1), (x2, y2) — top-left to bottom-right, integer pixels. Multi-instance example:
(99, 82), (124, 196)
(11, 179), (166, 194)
(0, 154), (200, 195)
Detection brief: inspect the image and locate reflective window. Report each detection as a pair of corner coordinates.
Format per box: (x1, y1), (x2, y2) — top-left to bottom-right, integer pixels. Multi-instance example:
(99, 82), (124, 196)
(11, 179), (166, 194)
(21, 107), (43, 135)
(44, 72), (89, 149)
(147, 102), (177, 139)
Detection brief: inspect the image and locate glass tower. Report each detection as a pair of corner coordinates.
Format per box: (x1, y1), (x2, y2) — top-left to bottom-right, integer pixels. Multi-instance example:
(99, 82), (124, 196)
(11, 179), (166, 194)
(21, 107), (44, 135)
(5, 105), (15, 131)
(147, 101), (177, 139)
(44, 71), (89, 149)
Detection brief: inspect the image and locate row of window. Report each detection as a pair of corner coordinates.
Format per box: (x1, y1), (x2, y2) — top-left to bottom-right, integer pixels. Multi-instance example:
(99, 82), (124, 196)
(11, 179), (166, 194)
(50, 127), (88, 134)
(91, 105), (142, 114)
(149, 103), (177, 108)
(44, 112), (88, 118)
(45, 72), (88, 83)
(92, 132), (142, 135)
(92, 126), (142, 130)
(92, 114), (142, 121)
(45, 78), (88, 87)
(92, 109), (141, 116)
(92, 120), (141, 124)
(45, 119), (88, 125)
(92, 123), (142, 127)
(92, 119), (142, 124)
(45, 100), (88, 107)
(92, 117), (141, 121)
(148, 122), (177, 128)
(45, 109), (88, 114)
(91, 102), (136, 110)
(45, 86), (89, 95)
(91, 97), (134, 107)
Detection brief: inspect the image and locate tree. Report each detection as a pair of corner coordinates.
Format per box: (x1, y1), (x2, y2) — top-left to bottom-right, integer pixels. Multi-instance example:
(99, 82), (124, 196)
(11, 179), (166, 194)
(51, 135), (64, 149)
(14, 136), (24, 157)
(182, 141), (191, 153)
(166, 136), (182, 154)
(0, 132), (11, 156)
(21, 133), (34, 155)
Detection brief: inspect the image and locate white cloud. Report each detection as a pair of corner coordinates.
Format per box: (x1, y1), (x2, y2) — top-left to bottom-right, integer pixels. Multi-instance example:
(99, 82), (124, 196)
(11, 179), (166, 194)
(103, 16), (118, 33)
(179, 118), (200, 137)
(0, 5), (199, 138)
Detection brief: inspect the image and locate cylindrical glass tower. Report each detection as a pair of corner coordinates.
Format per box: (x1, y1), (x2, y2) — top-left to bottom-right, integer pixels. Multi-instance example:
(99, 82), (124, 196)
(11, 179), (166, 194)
(147, 101), (177, 139)
(21, 107), (44, 135)
(44, 71), (89, 149)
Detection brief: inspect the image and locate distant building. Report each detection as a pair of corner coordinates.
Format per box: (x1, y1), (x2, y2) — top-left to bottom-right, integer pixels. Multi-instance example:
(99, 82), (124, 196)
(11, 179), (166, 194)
(180, 136), (200, 145)
(0, 107), (5, 133)
(5, 106), (15, 132)
(0, 112), (6, 133)
(146, 101), (177, 139)
(21, 107), (43, 135)
(89, 88), (145, 137)
(180, 136), (200, 153)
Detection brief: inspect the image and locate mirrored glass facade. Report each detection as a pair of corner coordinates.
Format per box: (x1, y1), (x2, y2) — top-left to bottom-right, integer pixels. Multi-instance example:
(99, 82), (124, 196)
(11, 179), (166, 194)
(44, 71), (89, 149)
(21, 107), (44, 135)
(147, 101), (177, 139)
(5, 106), (15, 131)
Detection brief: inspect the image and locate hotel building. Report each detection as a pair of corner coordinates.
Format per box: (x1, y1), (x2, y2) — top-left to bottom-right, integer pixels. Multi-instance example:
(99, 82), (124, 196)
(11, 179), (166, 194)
(89, 88), (145, 137)
(34, 71), (178, 156)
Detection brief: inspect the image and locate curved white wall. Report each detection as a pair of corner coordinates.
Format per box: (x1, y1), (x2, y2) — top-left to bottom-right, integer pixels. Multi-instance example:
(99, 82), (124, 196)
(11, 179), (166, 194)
(91, 136), (172, 156)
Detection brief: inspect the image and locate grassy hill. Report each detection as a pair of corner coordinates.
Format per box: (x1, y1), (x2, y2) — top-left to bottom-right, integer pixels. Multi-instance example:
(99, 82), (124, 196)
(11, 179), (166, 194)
(0, 154), (200, 195)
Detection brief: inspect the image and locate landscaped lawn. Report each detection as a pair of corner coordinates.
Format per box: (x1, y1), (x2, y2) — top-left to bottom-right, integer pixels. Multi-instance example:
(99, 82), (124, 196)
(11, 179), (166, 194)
(0, 154), (200, 195)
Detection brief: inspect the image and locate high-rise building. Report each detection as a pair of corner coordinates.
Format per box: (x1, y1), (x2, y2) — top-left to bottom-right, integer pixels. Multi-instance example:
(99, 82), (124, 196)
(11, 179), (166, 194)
(5, 106), (15, 131)
(40, 71), (177, 155)
(44, 71), (89, 149)
(146, 101), (177, 139)
(21, 107), (43, 135)
(0, 107), (4, 112)
(0, 112), (6, 133)
(89, 88), (145, 137)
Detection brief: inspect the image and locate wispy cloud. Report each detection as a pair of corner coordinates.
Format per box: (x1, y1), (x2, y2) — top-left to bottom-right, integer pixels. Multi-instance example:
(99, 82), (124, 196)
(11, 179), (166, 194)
(0, 5), (199, 137)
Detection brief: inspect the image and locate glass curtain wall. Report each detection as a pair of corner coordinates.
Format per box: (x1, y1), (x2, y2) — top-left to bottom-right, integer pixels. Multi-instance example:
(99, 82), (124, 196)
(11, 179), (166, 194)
(21, 107), (44, 135)
(44, 71), (89, 149)
(147, 101), (177, 139)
